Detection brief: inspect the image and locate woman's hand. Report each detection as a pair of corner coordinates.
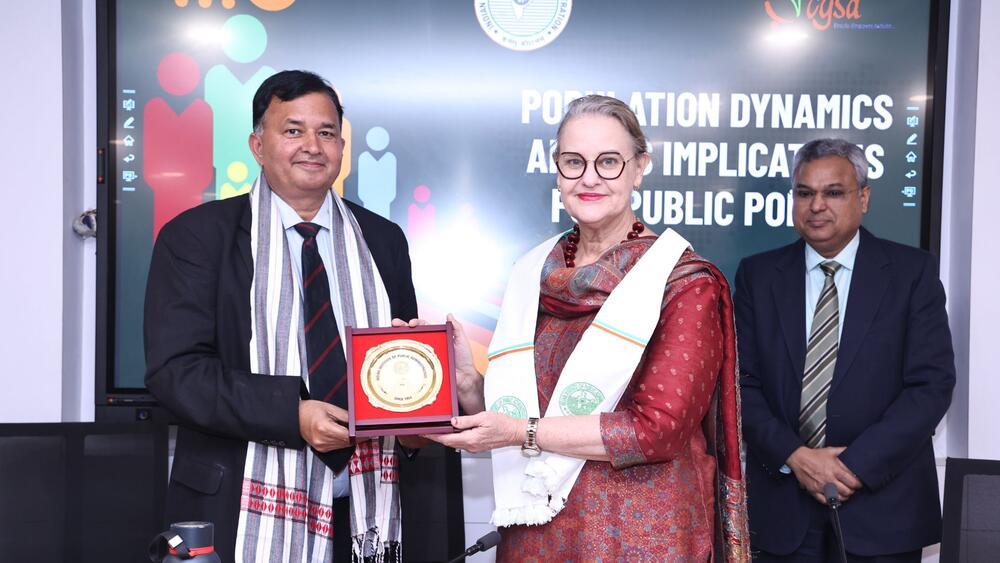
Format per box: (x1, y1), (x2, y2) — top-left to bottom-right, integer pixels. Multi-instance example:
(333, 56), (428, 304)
(448, 313), (480, 386)
(388, 315), (485, 412)
(426, 411), (524, 453)
(447, 314), (486, 413)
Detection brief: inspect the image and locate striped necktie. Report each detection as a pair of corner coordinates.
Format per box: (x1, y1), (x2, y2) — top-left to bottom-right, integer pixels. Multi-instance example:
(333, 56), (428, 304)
(294, 222), (352, 471)
(799, 260), (842, 448)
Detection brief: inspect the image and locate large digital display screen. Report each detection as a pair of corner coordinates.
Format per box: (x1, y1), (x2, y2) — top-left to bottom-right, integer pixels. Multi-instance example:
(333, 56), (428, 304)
(100, 0), (945, 397)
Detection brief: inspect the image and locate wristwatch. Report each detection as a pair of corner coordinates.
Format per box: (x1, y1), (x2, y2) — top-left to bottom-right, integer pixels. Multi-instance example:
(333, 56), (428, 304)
(521, 417), (541, 458)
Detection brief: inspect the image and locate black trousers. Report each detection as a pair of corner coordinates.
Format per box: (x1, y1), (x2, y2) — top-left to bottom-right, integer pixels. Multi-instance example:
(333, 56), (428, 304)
(753, 501), (922, 563)
(333, 495), (351, 560)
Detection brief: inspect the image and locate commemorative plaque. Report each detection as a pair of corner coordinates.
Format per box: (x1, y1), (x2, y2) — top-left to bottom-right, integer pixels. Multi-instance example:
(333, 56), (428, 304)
(345, 323), (458, 437)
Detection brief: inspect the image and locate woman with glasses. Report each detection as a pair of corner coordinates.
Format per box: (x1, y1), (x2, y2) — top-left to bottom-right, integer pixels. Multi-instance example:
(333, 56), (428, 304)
(429, 95), (749, 561)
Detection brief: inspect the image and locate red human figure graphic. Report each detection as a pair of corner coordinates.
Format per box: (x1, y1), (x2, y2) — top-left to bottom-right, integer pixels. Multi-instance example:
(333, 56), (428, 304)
(144, 52), (213, 241)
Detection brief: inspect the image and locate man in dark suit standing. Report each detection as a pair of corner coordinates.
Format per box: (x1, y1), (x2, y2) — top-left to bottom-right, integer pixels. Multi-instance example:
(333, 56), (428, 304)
(735, 138), (955, 562)
(144, 70), (423, 562)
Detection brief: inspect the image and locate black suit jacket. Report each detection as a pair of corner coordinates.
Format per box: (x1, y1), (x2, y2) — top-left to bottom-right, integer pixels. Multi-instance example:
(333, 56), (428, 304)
(735, 227), (955, 556)
(144, 194), (417, 561)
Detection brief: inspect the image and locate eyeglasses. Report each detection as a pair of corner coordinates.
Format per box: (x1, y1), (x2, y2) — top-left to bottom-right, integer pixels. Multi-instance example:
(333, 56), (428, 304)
(792, 187), (864, 202)
(792, 187), (864, 203)
(555, 151), (638, 180)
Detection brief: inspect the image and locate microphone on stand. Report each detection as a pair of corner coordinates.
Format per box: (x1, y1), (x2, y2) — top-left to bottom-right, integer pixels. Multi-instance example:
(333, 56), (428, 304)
(824, 483), (848, 563)
(824, 483), (841, 509)
(446, 531), (501, 563)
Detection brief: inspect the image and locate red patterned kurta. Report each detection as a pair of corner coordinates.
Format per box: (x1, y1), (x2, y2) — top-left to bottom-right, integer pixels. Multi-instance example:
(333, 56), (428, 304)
(497, 236), (734, 562)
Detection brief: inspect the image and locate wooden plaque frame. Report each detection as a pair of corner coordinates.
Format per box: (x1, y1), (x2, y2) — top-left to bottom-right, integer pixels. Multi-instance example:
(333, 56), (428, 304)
(345, 323), (458, 437)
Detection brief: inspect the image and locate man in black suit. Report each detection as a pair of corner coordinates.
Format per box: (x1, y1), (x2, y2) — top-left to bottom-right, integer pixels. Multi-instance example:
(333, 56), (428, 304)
(144, 70), (422, 562)
(735, 138), (955, 562)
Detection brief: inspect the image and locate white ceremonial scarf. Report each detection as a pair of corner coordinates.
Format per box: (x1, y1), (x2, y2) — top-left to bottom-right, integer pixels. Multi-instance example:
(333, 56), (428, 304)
(236, 175), (401, 562)
(484, 228), (690, 526)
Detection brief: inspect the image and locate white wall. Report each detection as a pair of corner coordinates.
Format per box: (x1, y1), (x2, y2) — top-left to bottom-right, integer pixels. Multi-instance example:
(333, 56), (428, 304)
(0, 0), (95, 423)
(61, 0), (97, 422)
(0, 1), (68, 422)
(940, 0), (980, 462)
(939, 0), (1000, 462)
(461, 451), (497, 563)
(966, 0), (1000, 460)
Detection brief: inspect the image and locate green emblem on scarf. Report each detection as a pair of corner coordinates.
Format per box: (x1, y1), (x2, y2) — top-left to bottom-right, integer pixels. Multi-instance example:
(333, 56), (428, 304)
(490, 395), (528, 418)
(559, 382), (605, 415)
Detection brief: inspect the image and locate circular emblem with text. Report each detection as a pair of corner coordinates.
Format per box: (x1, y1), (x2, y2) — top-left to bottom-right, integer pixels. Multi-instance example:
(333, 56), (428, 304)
(558, 382), (604, 415)
(490, 395), (528, 418)
(360, 339), (442, 412)
(475, 0), (572, 52)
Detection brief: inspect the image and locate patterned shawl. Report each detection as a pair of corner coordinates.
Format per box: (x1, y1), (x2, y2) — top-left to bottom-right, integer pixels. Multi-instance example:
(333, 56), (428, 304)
(536, 237), (750, 562)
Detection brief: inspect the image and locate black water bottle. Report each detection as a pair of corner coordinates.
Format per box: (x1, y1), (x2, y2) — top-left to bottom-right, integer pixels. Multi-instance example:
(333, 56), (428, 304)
(148, 521), (222, 562)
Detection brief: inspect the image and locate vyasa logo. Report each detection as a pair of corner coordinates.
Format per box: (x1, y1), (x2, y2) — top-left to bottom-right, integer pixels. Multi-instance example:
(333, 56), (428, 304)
(764, 0), (862, 30)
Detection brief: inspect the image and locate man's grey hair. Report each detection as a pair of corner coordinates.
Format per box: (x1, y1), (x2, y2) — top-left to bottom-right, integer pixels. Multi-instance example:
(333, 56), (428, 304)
(791, 138), (869, 189)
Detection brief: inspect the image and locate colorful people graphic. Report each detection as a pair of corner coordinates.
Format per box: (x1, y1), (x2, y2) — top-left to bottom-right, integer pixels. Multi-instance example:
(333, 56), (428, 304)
(176, 0), (235, 8)
(249, 0), (297, 11)
(144, 52), (213, 241)
(220, 161), (253, 199)
(204, 14), (274, 199)
(407, 184), (435, 240)
(357, 126), (397, 218)
(332, 89), (352, 197)
(173, 0), (297, 10)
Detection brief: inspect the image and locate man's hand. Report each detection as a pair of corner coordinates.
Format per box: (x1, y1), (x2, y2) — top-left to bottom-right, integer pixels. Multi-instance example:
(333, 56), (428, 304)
(391, 317), (429, 328)
(786, 446), (863, 505)
(299, 400), (352, 452)
(425, 412), (521, 454)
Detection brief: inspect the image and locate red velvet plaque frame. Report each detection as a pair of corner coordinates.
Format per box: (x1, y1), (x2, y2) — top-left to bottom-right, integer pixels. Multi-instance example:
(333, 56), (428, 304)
(345, 323), (458, 437)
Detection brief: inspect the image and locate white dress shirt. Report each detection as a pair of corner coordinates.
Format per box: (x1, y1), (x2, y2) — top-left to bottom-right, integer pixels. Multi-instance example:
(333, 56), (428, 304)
(804, 230), (860, 341)
(273, 191), (351, 498)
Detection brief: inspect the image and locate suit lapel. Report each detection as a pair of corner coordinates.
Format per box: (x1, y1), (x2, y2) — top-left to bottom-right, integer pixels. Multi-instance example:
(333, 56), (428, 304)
(831, 228), (890, 393)
(237, 197), (253, 279)
(772, 240), (807, 379)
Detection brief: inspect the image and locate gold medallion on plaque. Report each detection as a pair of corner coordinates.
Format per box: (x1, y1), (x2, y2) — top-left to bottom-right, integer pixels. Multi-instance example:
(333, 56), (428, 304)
(359, 339), (443, 412)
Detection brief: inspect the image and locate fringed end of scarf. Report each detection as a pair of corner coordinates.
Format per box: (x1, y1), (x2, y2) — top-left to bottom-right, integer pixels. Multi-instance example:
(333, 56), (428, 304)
(352, 527), (403, 563)
(523, 457), (562, 495)
(350, 543), (401, 563)
(490, 503), (558, 527)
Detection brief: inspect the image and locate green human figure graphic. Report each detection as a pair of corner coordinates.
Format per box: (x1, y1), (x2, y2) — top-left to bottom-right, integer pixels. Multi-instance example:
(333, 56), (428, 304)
(204, 14), (275, 200)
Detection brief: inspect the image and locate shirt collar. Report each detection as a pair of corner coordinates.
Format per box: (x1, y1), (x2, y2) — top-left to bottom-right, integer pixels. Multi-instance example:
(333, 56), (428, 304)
(272, 189), (334, 234)
(805, 229), (860, 273)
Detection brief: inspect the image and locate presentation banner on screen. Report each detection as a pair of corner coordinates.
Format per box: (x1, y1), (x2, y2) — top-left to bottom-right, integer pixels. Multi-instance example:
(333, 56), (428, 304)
(103, 0), (943, 392)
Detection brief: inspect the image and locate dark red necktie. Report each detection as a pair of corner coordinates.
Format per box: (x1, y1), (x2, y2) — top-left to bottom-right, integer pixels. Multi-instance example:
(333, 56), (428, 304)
(294, 222), (352, 471)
